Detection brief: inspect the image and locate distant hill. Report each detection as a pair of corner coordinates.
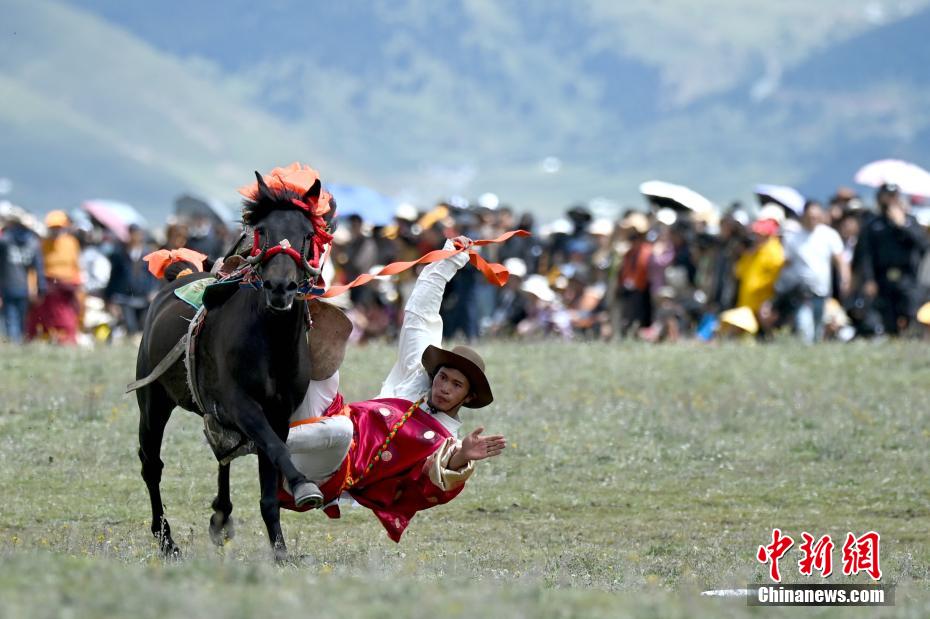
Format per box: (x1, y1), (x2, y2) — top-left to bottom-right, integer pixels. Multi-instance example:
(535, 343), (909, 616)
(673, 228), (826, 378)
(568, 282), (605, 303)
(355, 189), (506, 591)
(3, 0), (930, 220)
(0, 1), (360, 219)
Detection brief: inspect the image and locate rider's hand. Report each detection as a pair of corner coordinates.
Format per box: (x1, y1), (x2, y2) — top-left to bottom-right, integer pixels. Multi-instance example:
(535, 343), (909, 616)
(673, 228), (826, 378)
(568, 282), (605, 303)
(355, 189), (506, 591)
(451, 235), (475, 251)
(458, 426), (506, 462)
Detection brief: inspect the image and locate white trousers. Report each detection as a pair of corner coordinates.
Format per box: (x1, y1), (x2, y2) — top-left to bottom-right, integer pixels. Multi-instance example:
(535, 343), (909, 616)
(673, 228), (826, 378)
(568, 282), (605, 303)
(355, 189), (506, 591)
(286, 415), (353, 484)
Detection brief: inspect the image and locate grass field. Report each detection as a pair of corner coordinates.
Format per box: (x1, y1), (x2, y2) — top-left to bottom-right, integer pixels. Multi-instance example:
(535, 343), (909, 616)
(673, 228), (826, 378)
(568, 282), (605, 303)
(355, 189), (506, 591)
(0, 340), (928, 618)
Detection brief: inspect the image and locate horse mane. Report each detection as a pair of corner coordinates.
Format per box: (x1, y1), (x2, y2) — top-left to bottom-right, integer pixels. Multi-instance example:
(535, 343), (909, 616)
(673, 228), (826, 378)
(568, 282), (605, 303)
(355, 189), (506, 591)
(241, 187), (306, 226)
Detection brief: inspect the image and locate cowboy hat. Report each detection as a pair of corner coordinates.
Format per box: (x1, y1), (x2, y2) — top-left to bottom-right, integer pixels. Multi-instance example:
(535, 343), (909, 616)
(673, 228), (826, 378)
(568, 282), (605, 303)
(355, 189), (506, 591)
(421, 344), (493, 408)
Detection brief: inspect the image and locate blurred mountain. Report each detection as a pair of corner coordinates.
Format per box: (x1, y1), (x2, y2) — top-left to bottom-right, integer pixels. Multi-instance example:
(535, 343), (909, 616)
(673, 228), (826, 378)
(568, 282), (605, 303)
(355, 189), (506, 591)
(3, 0), (930, 220)
(0, 1), (360, 219)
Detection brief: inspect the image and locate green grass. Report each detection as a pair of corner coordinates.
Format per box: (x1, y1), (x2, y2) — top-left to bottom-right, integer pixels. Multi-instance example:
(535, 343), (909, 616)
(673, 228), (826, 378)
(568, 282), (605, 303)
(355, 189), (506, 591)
(1, 340), (928, 617)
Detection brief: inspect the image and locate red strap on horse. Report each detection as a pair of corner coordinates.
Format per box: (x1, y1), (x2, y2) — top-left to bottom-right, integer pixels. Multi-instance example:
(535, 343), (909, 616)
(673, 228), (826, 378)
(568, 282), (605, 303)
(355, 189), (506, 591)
(251, 203), (334, 270)
(318, 229), (530, 299)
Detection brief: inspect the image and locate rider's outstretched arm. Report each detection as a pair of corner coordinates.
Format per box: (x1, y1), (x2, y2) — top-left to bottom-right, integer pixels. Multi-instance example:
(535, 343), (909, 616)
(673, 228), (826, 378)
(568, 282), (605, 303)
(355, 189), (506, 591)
(379, 237), (471, 398)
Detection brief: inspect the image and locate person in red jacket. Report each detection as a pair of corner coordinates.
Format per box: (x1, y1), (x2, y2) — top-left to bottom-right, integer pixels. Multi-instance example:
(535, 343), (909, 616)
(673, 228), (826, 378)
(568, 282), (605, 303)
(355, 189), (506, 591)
(280, 235), (506, 541)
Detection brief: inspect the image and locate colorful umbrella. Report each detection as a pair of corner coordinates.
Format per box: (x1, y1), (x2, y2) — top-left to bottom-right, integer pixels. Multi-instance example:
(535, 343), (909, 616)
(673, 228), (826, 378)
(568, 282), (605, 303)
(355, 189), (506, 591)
(81, 200), (147, 243)
(854, 159), (930, 197)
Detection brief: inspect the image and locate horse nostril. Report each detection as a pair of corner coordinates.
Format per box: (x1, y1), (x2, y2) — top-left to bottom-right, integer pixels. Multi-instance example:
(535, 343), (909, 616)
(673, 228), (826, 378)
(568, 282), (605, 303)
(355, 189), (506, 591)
(263, 280), (274, 290)
(286, 282), (298, 292)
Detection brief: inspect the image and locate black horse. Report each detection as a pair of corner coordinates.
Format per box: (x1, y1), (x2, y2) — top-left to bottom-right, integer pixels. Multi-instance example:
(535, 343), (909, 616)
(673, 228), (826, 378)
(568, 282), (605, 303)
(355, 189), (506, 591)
(134, 174), (344, 561)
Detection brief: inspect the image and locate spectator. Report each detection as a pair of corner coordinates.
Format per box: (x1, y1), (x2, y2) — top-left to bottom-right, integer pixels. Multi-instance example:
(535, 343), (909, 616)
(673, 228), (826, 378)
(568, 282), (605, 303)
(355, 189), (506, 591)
(856, 184), (930, 335)
(104, 224), (157, 335)
(27, 211), (83, 344)
(612, 212), (653, 337)
(774, 200), (850, 343)
(734, 209), (785, 324)
(0, 210), (46, 343)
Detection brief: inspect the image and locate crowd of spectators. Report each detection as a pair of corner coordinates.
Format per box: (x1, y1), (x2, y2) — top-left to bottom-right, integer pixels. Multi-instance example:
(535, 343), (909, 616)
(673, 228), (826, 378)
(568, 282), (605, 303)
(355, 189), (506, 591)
(2, 181), (929, 346)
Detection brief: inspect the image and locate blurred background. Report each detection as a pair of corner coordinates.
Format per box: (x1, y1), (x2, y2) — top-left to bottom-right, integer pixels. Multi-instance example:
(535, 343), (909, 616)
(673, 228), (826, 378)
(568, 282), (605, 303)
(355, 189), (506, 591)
(2, 0), (930, 346)
(3, 0), (930, 215)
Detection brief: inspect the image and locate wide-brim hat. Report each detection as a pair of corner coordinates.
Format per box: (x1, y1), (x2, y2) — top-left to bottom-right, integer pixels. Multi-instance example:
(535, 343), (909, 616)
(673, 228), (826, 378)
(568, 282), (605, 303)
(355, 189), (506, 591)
(720, 306), (759, 334)
(421, 344), (493, 408)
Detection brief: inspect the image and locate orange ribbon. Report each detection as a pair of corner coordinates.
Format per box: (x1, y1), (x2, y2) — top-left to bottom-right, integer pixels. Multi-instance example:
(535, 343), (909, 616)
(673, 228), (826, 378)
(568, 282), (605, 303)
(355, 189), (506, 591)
(318, 229), (530, 299)
(143, 248), (209, 279)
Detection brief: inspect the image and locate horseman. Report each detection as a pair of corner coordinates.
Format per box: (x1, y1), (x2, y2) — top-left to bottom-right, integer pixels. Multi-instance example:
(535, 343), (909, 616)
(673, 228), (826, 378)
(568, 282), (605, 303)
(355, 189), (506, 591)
(282, 234), (507, 542)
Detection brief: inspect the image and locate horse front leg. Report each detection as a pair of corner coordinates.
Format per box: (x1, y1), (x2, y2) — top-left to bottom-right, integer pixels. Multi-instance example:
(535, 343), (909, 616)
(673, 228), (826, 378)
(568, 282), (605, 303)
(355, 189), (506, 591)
(208, 463), (234, 546)
(257, 451), (288, 563)
(233, 401), (323, 509)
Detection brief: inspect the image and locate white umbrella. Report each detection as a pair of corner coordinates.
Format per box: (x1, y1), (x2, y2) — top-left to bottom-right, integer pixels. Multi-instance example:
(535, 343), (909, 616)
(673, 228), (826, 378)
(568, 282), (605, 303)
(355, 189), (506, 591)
(754, 184), (805, 217)
(639, 180), (715, 213)
(854, 159), (930, 197)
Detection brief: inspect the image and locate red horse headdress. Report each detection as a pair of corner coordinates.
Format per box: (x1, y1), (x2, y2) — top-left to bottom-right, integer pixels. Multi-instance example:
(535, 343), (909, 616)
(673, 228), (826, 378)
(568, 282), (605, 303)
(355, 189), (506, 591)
(238, 162), (334, 219)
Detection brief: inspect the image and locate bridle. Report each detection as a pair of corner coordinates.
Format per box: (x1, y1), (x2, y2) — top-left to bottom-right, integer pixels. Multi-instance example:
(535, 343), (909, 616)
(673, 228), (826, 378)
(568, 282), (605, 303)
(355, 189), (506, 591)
(242, 197), (335, 297)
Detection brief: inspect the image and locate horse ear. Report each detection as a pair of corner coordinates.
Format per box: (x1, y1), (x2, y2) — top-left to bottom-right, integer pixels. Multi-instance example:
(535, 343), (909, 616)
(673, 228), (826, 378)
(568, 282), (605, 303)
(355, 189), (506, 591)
(254, 171), (274, 201)
(302, 179), (322, 202)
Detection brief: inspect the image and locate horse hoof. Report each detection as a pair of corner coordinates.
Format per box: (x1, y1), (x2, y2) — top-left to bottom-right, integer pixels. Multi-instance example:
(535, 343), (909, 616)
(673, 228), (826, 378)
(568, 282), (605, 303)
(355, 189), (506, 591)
(159, 537), (182, 559)
(292, 481), (323, 509)
(273, 545), (288, 564)
(209, 511), (235, 546)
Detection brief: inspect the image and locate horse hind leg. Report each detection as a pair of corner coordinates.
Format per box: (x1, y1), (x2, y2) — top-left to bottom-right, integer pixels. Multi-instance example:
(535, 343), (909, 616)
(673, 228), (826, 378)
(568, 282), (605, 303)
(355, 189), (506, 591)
(137, 384), (180, 557)
(209, 463), (234, 546)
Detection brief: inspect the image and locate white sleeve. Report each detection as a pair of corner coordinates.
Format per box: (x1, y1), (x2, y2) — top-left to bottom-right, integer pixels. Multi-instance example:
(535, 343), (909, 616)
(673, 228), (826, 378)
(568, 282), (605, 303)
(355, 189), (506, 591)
(828, 227), (844, 257)
(379, 240), (469, 398)
(291, 370), (340, 423)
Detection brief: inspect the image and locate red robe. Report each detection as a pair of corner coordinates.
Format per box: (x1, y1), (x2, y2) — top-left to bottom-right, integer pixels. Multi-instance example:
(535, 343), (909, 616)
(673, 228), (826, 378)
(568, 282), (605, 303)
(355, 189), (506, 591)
(279, 395), (467, 542)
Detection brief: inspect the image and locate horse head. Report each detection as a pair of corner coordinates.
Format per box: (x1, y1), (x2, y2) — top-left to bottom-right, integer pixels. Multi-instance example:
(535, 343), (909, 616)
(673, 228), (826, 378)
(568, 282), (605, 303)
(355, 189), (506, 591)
(242, 172), (336, 312)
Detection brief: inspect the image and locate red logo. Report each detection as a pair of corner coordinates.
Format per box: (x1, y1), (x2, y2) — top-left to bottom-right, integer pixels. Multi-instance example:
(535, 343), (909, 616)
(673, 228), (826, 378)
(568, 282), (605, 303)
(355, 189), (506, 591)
(798, 533), (834, 577)
(842, 531), (882, 580)
(757, 528), (794, 582)
(758, 530), (883, 582)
